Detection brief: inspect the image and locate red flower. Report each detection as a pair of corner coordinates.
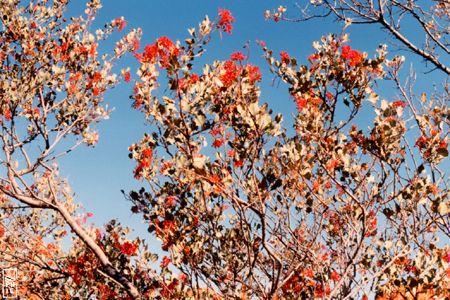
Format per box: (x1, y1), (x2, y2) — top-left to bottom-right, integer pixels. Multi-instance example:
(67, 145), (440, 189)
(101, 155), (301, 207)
(230, 51), (246, 61)
(142, 148), (153, 160)
(349, 50), (363, 66)
(330, 270), (341, 281)
(303, 268), (314, 278)
(120, 241), (138, 256)
(234, 159), (244, 168)
(326, 92), (334, 100)
(160, 256), (171, 268)
(113, 17), (127, 32)
(342, 45), (363, 66)
(342, 45), (351, 59)
(89, 43), (97, 57)
(217, 9), (235, 34)
(92, 72), (102, 83)
(208, 175), (222, 184)
(392, 100), (407, 108)
(191, 73), (199, 82)
(160, 161), (173, 174)
(163, 220), (176, 231)
(444, 252), (450, 263)
(212, 139), (223, 148)
(116, 17), (127, 32)
(157, 36), (175, 51)
(245, 64), (262, 83)
(4, 109), (11, 121)
(210, 126), (222, 137)
(139, 36), (179, 67)
(141, 44), (158, 63)
(92, 87), (102, 96)
(280, 51), (290, 64)
(415, 136), (427, 148)
(294, 96), (307, 111)
(123, 71), (131, 82)
(326, 158), (339, 172)
(220, 60), (239, 87)
(309, 53), (319, 61)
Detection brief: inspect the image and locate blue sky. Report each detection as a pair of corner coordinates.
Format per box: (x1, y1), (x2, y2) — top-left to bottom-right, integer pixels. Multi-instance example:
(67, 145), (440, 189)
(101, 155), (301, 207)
(61, 1), (448, 245)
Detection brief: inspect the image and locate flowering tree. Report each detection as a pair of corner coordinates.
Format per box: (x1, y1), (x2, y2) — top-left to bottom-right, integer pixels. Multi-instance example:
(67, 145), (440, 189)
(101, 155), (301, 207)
(128, 7), (449, 300)
(265, 1), (449, 75)
(0, 0), (153, 298)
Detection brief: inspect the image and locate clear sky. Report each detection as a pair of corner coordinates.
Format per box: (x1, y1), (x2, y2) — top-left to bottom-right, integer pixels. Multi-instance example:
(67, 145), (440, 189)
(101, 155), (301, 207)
(61, 1), (448, 246)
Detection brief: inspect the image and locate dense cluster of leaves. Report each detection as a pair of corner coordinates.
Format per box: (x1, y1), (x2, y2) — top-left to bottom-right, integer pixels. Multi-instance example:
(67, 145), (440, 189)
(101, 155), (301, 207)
(0, 0), (148, 298)
(127, 11), (449, 300)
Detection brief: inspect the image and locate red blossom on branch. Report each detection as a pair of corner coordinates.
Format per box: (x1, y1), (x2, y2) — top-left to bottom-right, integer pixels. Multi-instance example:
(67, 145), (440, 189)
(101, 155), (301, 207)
(245, 64), (262, 83)
(217, 9), (235, 34)
(280, 51), (290, 64)
(120, 241), (138, 256)
(341, 45), (363, 66)
(230, 51), (246, 61)
(220, 60), (239, 87)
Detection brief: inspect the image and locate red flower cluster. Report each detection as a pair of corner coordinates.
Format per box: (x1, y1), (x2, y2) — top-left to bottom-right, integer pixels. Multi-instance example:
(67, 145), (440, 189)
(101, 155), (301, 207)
(212, 139), (223, 148)
(220, 60), (239, 87)
(217, 9), (235, 34)
(142, 147), (153, 159)
(415, 131), (448, 160)
(139, 36), (180, 68)
(392, 100), (407, 108)
(219, 59), (261, 87)
(245, 64), (262, 83)
(3, 108), (11, 121)
(178, 73), (200, 91)
(330, 270), (341, 281)
(160, 256), (171, 268)
(230, 51), (246, 61)
(295, 96), (307, 111)
(280, 51), (290, 64)
(134, 147), (153, 179)
(341, 45), (363, 67)
(309, 53), (320, 61)
(120, 241), (138, 256)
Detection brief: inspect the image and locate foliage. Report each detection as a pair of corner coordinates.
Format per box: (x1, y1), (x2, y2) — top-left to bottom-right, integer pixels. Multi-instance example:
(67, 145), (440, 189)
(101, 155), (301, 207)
(128, 17), (449, 298)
